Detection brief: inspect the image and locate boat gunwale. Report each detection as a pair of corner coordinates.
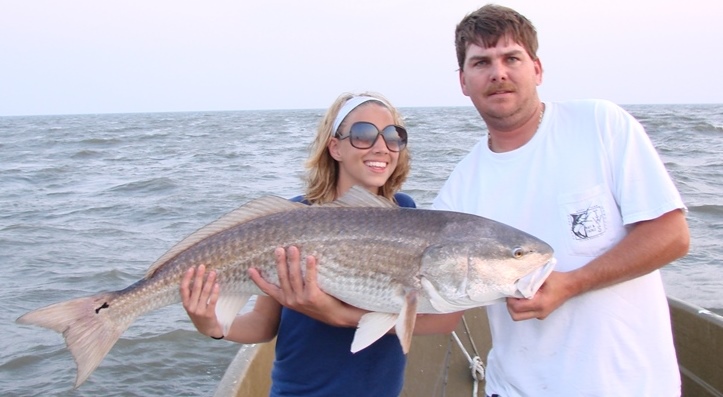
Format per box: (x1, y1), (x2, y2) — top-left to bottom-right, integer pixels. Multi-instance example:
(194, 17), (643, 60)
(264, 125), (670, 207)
(213, 297), (723, 397)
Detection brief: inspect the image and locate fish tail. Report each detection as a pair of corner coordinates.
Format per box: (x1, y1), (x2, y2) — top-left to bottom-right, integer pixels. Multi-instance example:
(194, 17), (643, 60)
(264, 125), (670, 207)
(16, 291), (134, 388)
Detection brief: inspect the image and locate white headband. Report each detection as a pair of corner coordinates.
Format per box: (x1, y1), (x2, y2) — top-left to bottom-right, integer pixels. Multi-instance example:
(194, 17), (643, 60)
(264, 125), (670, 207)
(331, 96), (387, 136)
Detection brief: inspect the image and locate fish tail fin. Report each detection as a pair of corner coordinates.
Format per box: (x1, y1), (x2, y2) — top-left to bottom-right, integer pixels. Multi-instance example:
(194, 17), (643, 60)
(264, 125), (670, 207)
(16, 292), (134, 388)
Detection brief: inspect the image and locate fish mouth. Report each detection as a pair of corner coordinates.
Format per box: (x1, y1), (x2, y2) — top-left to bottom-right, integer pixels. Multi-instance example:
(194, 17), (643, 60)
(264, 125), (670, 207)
(514, 258), (556, 299)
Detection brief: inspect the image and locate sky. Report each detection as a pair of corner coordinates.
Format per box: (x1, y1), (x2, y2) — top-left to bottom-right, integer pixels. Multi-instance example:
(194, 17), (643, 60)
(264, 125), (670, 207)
(1, 0), (721, 116)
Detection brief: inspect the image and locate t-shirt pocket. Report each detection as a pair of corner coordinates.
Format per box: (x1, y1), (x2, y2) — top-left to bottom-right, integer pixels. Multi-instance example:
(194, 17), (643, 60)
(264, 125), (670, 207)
(558, 184), (621, 257)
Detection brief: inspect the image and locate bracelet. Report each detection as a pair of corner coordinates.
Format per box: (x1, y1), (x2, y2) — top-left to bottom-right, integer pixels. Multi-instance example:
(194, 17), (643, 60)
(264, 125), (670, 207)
(210, 334), (224, 340)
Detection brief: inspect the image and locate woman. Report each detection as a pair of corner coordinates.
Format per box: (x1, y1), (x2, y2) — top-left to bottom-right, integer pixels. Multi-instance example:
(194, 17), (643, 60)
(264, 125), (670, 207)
(181, 92), (461, 396)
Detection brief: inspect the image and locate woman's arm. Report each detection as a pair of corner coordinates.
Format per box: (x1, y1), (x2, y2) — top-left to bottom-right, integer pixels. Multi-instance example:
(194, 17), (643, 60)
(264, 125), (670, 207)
(181, 265), (281, 343)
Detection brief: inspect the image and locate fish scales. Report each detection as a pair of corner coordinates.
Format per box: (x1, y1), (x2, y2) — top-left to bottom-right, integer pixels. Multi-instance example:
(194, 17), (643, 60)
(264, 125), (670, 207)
(151, 207), (419, 292)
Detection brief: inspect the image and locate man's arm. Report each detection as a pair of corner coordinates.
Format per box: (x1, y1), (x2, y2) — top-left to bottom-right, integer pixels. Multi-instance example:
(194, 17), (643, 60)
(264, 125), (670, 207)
(507, 208), (689, 320)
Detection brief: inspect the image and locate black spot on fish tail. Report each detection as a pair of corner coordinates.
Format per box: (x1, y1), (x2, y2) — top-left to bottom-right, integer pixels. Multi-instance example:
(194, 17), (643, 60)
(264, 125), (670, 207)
(95, 302), (109, 314)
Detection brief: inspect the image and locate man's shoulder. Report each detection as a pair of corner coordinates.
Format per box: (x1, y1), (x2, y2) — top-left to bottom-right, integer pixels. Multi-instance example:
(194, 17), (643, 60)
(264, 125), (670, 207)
(552, 99), (625, 115)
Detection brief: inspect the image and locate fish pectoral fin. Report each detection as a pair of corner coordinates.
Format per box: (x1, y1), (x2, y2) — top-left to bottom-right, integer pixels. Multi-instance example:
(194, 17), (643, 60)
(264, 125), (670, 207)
(420, 277), (472, 312)
(351, 312), (398, 353)
(350, 290), (419, 354)
(214, 294), (252, 336)
(394, 290), (418, 354)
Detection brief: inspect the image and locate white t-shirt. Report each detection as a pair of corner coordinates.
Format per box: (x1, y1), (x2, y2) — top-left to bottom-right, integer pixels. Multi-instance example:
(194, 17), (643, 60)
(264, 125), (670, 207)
(433, 99), (685, 396)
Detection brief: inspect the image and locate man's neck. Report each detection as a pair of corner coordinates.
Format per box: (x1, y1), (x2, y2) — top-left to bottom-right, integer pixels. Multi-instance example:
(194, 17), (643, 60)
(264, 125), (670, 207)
(486, 102), (545, 153)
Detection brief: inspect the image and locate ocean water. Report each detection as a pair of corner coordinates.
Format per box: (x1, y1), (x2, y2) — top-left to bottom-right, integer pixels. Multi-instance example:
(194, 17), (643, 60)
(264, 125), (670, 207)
(1, 104), (721, 396)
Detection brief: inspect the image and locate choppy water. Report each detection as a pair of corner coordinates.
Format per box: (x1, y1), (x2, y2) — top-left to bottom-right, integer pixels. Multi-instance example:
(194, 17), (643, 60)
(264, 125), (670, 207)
(1, 104), (721, 396)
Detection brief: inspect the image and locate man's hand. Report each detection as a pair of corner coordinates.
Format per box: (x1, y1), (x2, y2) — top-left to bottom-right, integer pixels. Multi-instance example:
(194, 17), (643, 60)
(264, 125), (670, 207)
(506, 271), (573, 320)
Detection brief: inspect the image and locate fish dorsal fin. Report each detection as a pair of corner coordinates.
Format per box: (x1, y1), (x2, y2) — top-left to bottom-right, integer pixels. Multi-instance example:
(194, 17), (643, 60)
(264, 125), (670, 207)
(145, 195), (304, 278)
(320, 185), (398, 209)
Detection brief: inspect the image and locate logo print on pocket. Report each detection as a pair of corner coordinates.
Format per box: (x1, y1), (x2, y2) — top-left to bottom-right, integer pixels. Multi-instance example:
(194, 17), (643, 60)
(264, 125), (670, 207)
(569, 206), (606, 240)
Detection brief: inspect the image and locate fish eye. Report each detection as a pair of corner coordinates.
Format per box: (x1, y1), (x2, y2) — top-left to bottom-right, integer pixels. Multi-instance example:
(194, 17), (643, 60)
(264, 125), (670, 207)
(512, 247), (524, 258)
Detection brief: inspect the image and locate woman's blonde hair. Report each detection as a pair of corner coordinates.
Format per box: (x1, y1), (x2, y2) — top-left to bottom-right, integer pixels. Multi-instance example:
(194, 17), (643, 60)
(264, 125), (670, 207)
(304, 92), (411, 204)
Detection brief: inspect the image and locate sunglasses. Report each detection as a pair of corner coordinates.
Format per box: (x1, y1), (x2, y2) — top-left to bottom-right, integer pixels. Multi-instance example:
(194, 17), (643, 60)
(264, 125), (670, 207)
(336, 122), (408, 152)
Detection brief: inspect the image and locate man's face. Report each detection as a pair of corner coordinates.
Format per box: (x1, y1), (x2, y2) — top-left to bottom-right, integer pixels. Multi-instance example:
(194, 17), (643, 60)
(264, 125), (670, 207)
(459, 36), (542, 125)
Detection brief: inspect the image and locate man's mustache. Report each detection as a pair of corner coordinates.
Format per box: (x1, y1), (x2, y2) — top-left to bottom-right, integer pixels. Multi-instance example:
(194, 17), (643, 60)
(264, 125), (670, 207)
(484, 83), (516, 96)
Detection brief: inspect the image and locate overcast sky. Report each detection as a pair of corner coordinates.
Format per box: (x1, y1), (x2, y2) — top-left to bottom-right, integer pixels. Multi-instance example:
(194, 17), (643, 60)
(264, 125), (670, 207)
(1, 0), (721, 116)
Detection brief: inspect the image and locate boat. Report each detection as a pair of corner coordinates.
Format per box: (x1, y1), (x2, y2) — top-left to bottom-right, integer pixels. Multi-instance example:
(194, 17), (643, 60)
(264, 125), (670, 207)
(213, 296), (723, 396)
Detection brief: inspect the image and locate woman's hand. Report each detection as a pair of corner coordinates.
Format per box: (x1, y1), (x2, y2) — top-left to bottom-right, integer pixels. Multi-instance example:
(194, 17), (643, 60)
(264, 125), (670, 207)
(249, 246), (366, 327)
(180, 264), (225, 338)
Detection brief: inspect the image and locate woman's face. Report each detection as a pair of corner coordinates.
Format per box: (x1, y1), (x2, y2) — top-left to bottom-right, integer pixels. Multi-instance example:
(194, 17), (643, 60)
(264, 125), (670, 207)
(328, 103), (400, 196)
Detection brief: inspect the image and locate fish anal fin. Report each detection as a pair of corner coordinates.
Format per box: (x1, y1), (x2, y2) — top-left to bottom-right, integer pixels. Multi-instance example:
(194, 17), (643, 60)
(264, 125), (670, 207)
(351, 312), (397, 353)
(214, 294), (252, 336)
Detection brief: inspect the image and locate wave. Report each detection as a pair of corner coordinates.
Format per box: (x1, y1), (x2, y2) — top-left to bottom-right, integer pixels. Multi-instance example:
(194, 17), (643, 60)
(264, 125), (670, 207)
(107, 177), (178, 194)
(79, 136), (124, 146)
(71, 149), (103, 159)
(687, 204), (723, 215)
(691, 122), (723, 133)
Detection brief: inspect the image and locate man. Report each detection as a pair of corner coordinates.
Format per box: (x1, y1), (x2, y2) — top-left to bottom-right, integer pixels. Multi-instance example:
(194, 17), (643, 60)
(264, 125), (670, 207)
(433, 4), (690, 396)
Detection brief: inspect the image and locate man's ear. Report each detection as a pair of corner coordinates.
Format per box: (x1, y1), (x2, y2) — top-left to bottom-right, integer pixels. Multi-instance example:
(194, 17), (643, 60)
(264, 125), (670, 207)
(459, 68), (470, 97)
(534, 57), (543, 86)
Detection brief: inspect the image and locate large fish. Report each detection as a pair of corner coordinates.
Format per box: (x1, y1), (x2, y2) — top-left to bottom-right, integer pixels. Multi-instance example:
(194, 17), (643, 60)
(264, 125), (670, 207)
(17, 186), (555, 388)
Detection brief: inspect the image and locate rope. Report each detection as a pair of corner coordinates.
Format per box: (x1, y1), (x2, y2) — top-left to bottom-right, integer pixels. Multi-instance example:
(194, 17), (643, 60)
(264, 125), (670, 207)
(461, 315), (480, 357)
(451, 317), (485, 397)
